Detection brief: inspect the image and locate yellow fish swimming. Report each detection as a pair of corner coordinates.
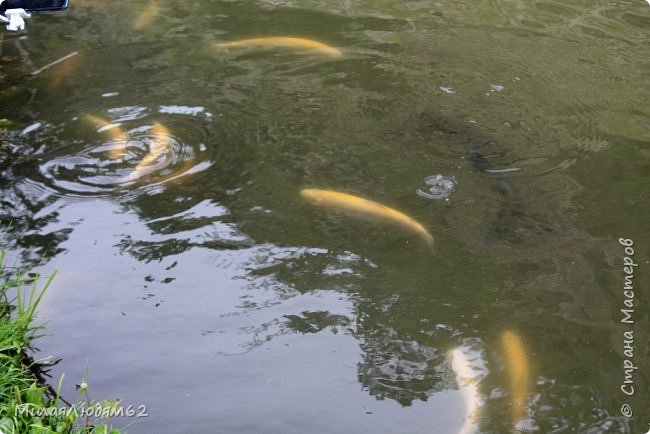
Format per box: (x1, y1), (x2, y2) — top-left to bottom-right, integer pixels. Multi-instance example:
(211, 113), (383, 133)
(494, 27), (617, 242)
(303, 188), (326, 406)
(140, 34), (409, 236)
(86, 115), (127, 159)
(501, 330), (530, 429)
(215, 37), (342, 58)
(135, 122), (170, 170)
(449, 347), (482, 434)
(300, 188), (434, 248)
(123, 122), (171, 182)
(133, 0), (161, 30)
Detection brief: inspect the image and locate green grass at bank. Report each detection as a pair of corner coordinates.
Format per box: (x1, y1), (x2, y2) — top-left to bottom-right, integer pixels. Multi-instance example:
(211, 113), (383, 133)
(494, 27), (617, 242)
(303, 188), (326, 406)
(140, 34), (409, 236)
(0, 250), (123, 434)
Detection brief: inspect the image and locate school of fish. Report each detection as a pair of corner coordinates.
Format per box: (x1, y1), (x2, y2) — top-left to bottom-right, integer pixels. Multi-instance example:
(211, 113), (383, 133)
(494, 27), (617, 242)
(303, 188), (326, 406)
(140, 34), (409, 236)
(78, 18), (539, 431)
(86, 117), (173, 183)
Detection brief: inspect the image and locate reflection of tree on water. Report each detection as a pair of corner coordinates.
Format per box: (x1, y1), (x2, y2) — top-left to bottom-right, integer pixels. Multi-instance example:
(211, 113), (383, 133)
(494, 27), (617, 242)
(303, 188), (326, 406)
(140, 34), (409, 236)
(2, 53), (636, 430)
(0, 1), (645, 432)
(356, 295), (449, 406)
(1, 40), (72, 267)
(108, 104), (635, 430)
(1, 105), (633, 431)
(1, 130), (71, 268)
(231, 240), (631, 432)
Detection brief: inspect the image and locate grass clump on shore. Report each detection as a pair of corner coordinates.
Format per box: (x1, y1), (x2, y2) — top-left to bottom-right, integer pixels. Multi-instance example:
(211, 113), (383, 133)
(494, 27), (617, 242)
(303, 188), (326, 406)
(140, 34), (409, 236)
(0, 250), (123, 434)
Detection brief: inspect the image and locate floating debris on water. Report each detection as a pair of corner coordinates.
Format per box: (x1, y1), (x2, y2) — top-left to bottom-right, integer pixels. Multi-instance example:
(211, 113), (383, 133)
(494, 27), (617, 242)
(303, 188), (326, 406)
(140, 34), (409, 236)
(483, 167), (522, 174)
(159, 105), (206, 116)
(19, 122), (43, 136)
(416, 174), (456, 200)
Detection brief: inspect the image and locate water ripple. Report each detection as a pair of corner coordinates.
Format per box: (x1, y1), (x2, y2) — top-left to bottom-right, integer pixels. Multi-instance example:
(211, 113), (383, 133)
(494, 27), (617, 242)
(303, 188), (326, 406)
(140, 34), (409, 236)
(32, 117), (212, 198)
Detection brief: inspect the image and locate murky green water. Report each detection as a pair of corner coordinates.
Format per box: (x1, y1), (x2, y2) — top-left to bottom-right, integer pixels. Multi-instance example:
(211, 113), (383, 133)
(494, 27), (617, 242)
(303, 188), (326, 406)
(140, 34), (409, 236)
(1, 0), (649, 432)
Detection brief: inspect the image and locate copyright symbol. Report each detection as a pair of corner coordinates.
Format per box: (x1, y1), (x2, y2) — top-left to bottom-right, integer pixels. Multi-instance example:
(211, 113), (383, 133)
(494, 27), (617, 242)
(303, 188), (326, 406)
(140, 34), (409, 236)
(620, 403), (632, 417)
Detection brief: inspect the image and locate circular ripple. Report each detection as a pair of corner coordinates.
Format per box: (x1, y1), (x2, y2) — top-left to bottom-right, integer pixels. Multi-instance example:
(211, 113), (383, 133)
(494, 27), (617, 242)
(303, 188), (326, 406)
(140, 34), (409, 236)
(36, 121), (212, 198)
(416, 174), (457, 200)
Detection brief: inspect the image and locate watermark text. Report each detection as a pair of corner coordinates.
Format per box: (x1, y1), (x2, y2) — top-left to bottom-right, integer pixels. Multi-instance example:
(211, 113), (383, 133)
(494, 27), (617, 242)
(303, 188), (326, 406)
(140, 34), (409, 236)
(618, 238), (638, 418)
(13, 403), (149, 419)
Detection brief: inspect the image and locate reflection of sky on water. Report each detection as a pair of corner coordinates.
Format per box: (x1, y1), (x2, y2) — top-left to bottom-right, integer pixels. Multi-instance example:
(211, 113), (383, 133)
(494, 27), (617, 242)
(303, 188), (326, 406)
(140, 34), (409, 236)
(30, 198), (467, 433)
(22, 189), (629, 433)
(2, 103), (638, 432)
(2, 104), (638, 432)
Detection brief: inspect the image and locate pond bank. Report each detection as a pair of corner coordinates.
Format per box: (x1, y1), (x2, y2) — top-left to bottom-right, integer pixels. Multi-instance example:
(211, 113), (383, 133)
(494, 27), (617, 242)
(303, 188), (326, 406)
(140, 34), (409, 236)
(0, 250), (123, 434)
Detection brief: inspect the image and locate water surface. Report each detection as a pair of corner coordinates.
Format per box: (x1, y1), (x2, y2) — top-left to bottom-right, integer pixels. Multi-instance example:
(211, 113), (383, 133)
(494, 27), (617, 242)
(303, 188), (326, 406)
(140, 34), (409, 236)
(1, 0), (649, 432)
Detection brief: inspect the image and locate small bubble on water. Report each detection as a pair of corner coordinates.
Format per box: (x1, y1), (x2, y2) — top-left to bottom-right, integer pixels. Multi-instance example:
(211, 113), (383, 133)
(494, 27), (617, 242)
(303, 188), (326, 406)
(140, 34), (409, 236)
(416, 174), (457, 199)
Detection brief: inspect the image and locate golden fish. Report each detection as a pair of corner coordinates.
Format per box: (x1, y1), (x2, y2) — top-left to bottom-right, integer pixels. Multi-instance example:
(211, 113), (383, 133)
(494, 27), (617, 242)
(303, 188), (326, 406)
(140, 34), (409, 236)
(135, 122), (170, 170)
(300, 188), (433, 248)
(86, 115), (127, 159)
(133, 1), (160, 30)
(123, 122), (171, 182)
(215, 37), (342, 58)
(449, 348), (482, 434)
(501, 330), (530, 429)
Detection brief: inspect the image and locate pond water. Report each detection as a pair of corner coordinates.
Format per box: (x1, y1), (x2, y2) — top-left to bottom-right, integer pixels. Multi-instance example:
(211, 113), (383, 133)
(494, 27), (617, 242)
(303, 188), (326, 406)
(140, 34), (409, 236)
(1, 0), (649, 432)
